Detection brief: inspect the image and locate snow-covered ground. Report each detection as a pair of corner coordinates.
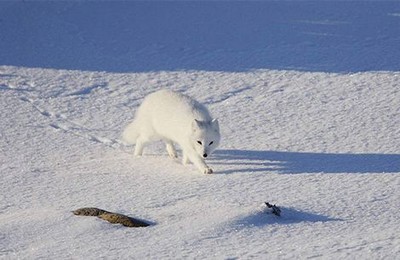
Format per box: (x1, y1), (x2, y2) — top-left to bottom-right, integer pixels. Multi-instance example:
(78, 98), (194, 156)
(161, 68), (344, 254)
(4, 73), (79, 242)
(1, 1), (400, 259)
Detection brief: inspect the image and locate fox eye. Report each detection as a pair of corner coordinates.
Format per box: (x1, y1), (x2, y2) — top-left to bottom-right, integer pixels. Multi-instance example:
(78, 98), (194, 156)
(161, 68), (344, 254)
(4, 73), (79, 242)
(209, 141), (214, 145)
(197, 141), (202, 145)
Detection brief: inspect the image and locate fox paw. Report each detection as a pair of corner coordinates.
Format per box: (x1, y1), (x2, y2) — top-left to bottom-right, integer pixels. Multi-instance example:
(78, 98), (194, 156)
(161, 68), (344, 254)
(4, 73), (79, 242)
(203, 167), (213, 174)
(168, 152), (178, 159)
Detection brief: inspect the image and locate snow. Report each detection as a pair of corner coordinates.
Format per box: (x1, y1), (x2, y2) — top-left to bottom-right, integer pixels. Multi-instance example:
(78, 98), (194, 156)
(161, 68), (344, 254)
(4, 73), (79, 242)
(1, 1), (400, 259)
(2, 1), (400, 73)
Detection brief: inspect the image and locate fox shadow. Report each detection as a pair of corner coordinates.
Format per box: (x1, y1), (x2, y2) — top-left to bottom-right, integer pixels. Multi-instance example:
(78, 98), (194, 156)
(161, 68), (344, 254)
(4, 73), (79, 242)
(212, 149), (400, 174)
(233, 207), (341, 229)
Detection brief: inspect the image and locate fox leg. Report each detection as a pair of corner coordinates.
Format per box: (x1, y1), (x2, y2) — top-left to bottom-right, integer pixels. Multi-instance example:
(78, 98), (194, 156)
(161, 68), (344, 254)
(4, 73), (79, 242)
(165, 141), (178, 158)
(134, 136), (147, 156)
(182, 153), (190, 165)
(183, 150), (213, 174)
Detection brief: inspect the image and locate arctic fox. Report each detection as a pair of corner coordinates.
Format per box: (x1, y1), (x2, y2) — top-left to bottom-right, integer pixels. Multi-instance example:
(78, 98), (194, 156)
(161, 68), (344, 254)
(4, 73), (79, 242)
(122, 89), (220, 174)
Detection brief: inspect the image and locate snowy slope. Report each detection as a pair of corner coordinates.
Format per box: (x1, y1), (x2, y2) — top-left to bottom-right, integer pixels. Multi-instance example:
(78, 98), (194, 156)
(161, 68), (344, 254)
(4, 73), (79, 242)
(1, 1), (400, 72)
(1, 1), (400, 259)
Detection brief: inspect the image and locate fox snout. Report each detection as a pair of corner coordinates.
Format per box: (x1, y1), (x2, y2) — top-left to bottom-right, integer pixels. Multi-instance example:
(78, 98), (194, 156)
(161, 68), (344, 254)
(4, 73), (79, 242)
(203, 153), (208, 158)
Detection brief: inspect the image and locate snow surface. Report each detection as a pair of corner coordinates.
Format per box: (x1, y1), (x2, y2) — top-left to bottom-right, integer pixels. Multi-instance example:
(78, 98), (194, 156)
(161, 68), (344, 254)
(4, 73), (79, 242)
(1, 1), (400, 259)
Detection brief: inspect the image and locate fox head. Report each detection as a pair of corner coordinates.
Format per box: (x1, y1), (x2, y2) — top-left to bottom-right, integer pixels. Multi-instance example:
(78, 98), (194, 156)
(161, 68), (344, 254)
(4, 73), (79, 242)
(190, 119), (220, 158)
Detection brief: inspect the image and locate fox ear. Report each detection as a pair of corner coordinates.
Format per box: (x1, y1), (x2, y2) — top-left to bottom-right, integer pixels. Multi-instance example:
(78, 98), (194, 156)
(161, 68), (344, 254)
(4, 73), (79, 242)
(192, 119), (201, 131)
(211, 118), (219, 131)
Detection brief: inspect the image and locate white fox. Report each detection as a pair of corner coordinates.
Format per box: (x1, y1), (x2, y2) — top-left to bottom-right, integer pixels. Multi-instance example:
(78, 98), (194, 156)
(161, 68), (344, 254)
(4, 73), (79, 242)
(122, 89), (220, 174)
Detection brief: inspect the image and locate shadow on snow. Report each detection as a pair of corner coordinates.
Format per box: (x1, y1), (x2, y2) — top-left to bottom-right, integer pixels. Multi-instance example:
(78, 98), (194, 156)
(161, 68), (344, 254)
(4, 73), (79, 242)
(213, 149), (400, 174)
(233, 207), (340, 229)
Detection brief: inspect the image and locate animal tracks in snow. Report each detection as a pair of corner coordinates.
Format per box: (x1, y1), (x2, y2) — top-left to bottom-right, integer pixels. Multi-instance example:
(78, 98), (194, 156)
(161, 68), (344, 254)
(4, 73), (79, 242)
(204, 86), (253, 105)
(67, 82), (108, 96)
(0, 83), (33, 93)
(13, 83), (124, 150)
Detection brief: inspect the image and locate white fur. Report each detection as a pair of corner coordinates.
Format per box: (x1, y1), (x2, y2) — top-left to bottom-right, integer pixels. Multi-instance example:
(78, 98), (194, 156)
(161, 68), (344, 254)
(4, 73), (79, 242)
(122, 89), (220, 174)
